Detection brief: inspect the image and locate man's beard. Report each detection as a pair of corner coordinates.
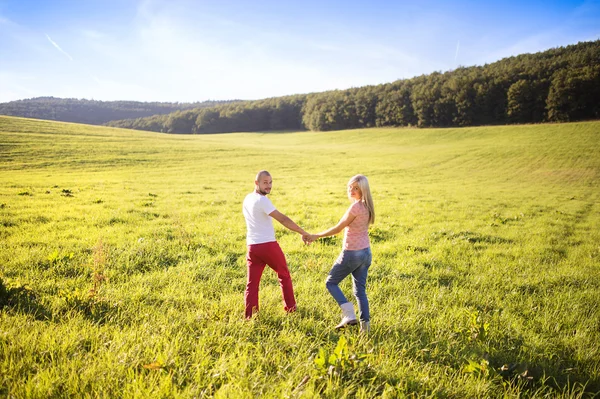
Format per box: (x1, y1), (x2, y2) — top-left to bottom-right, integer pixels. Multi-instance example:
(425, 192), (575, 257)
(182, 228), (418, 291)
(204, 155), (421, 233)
(258, 188), (269, 195)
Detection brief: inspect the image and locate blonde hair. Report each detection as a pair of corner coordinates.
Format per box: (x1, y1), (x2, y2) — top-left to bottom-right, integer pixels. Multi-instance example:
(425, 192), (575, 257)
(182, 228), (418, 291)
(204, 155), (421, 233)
(349, 174), (375, 224)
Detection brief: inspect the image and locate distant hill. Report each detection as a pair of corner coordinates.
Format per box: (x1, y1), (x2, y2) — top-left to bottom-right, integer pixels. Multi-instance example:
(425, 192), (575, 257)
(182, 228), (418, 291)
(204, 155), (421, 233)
(0, 97), (237, 126)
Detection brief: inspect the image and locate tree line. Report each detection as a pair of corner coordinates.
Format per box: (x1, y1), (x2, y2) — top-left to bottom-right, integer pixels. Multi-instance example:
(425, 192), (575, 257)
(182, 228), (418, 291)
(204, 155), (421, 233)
(0, 97), (235, 126)
(106, 40), (600, 133)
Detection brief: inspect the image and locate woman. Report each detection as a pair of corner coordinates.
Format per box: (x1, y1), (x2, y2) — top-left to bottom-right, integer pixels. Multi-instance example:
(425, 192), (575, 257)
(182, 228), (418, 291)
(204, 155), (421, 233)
(305, 174), (375, 333)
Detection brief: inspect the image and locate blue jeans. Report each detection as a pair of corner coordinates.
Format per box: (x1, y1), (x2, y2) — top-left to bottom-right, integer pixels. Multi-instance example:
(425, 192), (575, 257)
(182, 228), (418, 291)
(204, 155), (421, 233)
(325, 247), (372, 322)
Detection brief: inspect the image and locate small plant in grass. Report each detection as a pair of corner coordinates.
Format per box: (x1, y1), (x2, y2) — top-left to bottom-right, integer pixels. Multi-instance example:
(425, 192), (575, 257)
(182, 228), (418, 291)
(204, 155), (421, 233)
(466, 310), (489, 343)
(463, 357), (491, 377)
(458, 311), (494, 378)
(314, 336), (371, 379)
(58, 246), (110, 321)
(47, 249), (74, 266)
(89, 239), (107, 300)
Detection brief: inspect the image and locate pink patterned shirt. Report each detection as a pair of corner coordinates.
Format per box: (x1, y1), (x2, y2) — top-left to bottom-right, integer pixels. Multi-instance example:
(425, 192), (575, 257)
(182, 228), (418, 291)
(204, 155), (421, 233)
(343, 201), (371, 250)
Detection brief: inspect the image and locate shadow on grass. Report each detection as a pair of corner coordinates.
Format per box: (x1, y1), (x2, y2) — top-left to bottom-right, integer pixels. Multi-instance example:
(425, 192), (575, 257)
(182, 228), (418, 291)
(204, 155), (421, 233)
(374, 321), (599, 396)
(0, 277), (121, 325)
(56, 293), (117, 325)
(0, 278), (52, 321)
(431, 230), (513, 245)
(252, 129), (307, 135)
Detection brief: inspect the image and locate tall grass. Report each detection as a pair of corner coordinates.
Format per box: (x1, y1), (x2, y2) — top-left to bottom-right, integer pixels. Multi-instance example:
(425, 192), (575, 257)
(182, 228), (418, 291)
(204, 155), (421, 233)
(1, 116), (599, 397)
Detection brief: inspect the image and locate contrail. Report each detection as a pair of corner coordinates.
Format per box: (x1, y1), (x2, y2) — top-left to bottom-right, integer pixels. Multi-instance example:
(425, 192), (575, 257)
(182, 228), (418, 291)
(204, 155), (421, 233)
(45, 34), (73, 61)
(454, 40), (460, 64)
(90, 74), (102, 84)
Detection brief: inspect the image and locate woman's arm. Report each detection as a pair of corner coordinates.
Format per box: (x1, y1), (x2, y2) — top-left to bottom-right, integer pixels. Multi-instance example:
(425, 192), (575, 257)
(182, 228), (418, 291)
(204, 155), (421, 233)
(313, 208), (356, 239)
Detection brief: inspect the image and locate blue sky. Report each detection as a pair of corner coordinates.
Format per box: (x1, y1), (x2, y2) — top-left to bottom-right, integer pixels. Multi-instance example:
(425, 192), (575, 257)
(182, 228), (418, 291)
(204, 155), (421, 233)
(0, 0), (598, 103)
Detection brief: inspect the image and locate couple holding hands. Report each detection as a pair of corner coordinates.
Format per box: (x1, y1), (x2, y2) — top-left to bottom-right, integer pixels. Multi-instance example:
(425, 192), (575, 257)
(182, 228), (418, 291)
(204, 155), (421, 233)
(242, 170), (375, 333)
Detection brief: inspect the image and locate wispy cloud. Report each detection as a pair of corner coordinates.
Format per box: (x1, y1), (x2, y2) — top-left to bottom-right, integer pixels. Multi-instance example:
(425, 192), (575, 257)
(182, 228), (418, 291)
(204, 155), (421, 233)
(90, 74), (102, 84)
(45, 34), (74, 61)
(454, 41), (460, 64)
(44, 32), (103, 89)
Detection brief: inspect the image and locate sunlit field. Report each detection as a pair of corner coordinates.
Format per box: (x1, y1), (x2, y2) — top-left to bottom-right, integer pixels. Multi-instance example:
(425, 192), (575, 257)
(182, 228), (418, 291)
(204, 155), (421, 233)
(1, 115), (599, 398)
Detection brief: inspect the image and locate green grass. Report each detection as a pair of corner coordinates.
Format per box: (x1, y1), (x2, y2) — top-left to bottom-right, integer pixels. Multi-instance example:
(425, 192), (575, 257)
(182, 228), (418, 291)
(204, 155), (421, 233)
(1, 115), (599, 398)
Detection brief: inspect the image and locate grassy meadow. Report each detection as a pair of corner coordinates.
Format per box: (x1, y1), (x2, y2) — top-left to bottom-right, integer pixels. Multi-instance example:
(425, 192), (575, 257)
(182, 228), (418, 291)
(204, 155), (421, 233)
(1, 115), (599, 398)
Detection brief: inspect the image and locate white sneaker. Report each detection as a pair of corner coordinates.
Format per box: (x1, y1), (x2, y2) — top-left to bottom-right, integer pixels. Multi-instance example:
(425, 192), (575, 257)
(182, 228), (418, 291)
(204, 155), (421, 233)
(335, 302), (358, 329)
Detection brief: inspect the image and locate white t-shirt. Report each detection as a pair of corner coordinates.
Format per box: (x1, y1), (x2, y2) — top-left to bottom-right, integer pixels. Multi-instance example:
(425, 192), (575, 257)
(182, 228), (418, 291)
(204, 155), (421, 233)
(243, 191), (277, 245)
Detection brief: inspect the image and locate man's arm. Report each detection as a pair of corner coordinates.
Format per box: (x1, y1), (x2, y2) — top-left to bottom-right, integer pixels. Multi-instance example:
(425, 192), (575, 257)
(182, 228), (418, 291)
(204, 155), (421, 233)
(269, 210), (308, 236)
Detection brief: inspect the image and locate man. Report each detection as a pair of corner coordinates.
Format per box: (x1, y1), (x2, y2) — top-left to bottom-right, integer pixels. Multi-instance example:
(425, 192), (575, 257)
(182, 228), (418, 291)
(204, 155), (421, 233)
(242, 170), (309, 319)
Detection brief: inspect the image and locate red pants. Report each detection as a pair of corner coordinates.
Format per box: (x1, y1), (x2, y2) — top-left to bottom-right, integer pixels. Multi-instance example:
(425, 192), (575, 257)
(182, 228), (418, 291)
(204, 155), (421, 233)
(245, 241), (296, 319)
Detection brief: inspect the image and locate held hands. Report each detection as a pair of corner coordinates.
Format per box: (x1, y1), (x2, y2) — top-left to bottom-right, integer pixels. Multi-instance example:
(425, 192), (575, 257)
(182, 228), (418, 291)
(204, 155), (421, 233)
(302, 233), (318, 245)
